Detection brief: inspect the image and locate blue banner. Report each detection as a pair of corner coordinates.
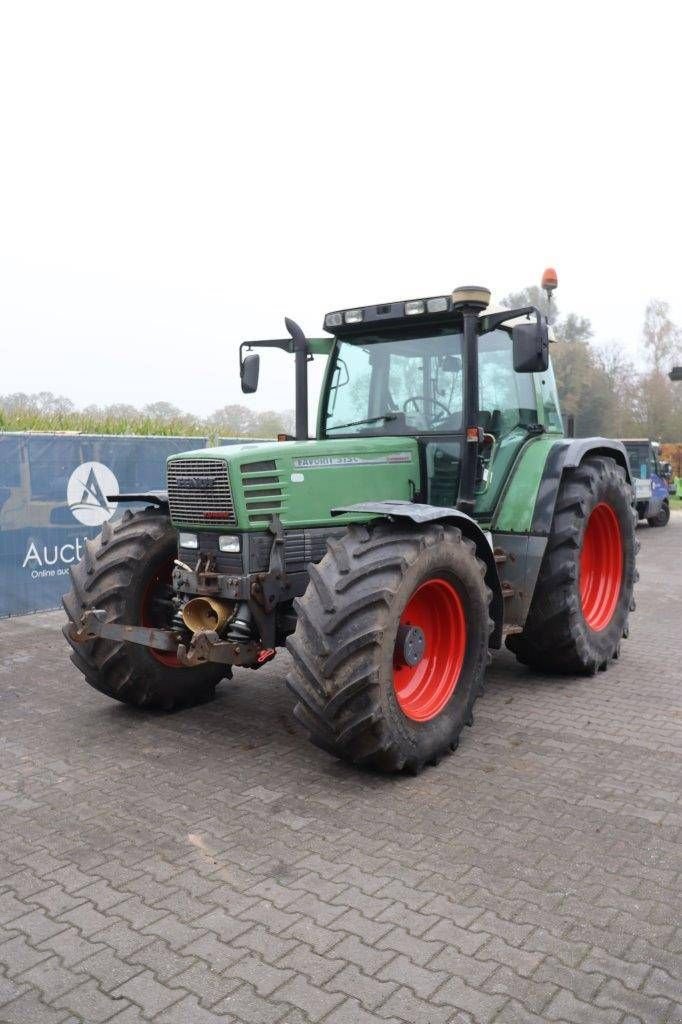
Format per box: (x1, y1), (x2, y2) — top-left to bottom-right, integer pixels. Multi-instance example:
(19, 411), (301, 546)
(0, 433), (218, 617)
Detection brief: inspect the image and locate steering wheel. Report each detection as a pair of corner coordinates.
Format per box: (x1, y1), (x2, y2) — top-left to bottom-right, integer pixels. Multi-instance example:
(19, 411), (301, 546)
(403, 395), (451, 424)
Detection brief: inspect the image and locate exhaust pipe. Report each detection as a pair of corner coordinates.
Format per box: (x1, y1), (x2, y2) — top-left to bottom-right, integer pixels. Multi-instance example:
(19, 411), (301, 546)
(181, 597), (234, 634)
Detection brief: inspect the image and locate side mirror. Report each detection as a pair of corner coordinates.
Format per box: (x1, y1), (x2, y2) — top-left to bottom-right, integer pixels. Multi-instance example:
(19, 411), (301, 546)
(241, 352), (260, 394)
(441, 354), (462, 373)
(512, 317), (549, 373)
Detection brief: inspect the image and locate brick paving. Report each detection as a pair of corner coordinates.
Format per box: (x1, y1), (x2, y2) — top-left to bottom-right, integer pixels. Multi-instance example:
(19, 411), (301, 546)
(0, 516), (681, 1023)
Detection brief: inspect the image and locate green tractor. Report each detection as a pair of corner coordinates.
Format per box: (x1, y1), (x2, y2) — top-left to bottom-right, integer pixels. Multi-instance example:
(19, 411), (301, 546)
(64, 278), (637, 772)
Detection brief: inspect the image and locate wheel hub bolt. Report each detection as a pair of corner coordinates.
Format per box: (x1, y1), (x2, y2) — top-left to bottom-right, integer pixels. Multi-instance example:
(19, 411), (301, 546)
(395, 624), (426, 668)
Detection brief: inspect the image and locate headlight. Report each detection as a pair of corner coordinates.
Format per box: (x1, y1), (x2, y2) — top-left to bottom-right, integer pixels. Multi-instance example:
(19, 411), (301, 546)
(405, 299), (425, 315)
(218, 535), (241, 553)
(179, 532), (198, 549)
(344, 308), (363, 324)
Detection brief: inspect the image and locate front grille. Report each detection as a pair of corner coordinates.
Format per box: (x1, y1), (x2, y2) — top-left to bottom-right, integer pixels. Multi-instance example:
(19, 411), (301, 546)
(167, 458), (235, 526)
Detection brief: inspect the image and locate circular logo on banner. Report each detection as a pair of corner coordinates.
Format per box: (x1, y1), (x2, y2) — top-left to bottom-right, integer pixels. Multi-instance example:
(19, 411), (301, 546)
(67, 462), (119, 526)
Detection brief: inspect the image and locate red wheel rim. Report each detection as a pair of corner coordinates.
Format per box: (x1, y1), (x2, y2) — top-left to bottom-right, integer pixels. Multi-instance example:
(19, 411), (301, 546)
(141, 557), (181, 668)
(580, 502), (623, 631)
(393, 578), (466, 722)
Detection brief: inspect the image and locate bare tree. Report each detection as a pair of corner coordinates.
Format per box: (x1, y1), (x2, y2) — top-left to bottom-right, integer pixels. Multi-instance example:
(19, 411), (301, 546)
(500, 286), (592, 342)
(103, 403), (141, 420)
(205, 404), (258, 436)
(142, 401), (184, 422)
(36, 392), (75, 414)
(642, 299), (682, 373)
(0, 391), (74, 414)
(253, 410), (295, 437)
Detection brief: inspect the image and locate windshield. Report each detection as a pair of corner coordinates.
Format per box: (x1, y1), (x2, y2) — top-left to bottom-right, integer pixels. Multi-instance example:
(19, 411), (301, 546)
(325, 329), (464, 436)
(624, 442), (651, 479)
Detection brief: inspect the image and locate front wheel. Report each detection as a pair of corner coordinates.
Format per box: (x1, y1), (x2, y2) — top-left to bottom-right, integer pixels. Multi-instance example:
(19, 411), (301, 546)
(647, 502), (670, 528)
(287, 522), (493, 773)
(63, 508), (228, 709)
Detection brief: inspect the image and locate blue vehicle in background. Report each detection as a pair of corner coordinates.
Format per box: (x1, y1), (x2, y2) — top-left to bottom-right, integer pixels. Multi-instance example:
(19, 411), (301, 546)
(622, 439), (671, 527)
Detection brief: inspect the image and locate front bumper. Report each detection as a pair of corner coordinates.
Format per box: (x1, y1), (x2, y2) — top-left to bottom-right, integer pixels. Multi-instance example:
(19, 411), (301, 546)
(67, 609), (272, 668)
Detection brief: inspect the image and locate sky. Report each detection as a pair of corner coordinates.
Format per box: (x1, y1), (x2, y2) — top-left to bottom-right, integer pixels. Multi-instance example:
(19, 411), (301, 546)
(1, 0), (681, 418)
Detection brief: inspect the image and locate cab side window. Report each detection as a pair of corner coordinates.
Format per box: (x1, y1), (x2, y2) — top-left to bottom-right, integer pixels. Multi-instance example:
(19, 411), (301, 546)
(477, 330), (537, 437)
(537, 370), (563, 431)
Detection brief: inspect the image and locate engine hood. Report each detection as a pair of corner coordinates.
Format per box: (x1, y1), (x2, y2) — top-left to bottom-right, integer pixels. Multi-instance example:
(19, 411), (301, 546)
(167, 437), (420, 530)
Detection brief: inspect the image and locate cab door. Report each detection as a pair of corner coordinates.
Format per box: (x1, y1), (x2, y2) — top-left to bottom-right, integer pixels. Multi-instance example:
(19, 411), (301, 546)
(473, 330), (541, 520)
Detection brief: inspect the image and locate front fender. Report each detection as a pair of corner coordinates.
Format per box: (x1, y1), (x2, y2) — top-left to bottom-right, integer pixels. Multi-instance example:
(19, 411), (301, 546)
(331, 500), (504, 649)
(107, 491), (169, 512)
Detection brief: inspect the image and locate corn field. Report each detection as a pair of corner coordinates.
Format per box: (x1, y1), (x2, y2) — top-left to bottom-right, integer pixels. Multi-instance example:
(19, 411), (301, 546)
(0, 394), (294, 439)
(0, 410), (207, 436)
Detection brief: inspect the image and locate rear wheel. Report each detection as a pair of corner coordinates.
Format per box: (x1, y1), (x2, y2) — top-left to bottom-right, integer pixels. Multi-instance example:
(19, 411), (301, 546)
(647, 501), (670, 528)
(507, 456), (637, 674)
(63, 508), (227, 709)
(287, 522), (492, 772)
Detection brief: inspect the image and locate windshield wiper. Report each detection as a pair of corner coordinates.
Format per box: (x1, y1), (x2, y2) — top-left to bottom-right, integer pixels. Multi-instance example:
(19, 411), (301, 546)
(327, 413), (398, 432)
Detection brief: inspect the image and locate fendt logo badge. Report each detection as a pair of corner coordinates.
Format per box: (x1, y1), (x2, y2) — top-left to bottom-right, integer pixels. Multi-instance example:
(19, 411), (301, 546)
(67, 461), (119, 526)
(175, 475), (217, 490)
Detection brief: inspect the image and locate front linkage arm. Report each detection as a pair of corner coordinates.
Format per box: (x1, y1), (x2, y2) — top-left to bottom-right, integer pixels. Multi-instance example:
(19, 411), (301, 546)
(67, 610), (268, 668)
(69, 610), (178, 651)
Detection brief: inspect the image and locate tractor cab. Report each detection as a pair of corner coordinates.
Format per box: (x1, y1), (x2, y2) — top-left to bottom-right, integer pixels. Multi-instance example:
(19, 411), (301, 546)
(239, 285), (556, 525)
(318, 294), (562, 523)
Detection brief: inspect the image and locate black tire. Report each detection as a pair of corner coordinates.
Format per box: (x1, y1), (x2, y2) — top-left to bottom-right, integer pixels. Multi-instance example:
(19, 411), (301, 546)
(647, 501), (670, 528)
(507, 456), (637, 675)
(63, 507), (228, 709)
(286, 521), (492, 773)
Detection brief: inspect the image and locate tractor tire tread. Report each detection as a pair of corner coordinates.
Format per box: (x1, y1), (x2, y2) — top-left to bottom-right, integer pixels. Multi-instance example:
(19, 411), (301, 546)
(62, 507), (227, 709)
(507, 455), (636, 674)
(287, 521), (491, 772)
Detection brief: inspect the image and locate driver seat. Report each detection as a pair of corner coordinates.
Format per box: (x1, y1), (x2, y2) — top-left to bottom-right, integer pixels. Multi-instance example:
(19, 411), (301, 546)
(478, 409), (502, 436)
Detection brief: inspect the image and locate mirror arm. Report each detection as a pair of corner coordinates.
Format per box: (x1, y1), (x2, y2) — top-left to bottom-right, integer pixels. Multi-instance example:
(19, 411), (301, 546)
(479, 305), (540, 334)
(239, 320), (310, 441)
(239, 338), (295, 374)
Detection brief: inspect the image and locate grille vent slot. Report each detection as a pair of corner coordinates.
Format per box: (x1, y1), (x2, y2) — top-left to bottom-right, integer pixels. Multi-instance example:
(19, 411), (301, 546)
(241, 459), (283, 524)
(167, 458), (235, 526)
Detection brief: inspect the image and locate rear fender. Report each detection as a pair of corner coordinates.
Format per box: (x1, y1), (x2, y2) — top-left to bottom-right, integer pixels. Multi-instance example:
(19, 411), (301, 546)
(531, 439), (631, 535)
(332, 500), (504, 649)
(490, 439), (632, 632)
